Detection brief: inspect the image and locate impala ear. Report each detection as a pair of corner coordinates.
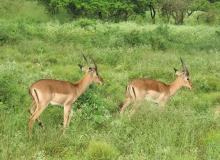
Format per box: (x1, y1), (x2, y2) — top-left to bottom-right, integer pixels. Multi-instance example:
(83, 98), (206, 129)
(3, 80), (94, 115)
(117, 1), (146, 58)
(174, 68), (182, 76)
(173, 68), (178, 73)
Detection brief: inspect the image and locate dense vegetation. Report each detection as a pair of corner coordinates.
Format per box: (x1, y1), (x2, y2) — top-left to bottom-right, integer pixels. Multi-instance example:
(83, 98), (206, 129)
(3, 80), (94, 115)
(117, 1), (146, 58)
(38, 0), (220, 24)
(0, 0), (220, 159)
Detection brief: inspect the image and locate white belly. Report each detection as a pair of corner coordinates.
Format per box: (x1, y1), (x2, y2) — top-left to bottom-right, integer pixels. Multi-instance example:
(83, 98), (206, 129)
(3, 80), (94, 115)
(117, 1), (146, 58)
(50, 101), (63, 105)
(50, 93), (70, 106)
(145, 90), (163, 103)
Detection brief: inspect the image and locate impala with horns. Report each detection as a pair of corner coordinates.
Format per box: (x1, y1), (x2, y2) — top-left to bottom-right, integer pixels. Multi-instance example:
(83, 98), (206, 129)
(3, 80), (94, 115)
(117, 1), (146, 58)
(120, 58), (192, 114)
(28, 54), (103, 135)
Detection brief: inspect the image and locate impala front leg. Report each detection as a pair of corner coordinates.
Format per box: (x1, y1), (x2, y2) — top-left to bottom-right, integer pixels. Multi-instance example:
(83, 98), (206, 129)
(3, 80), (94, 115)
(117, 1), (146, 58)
(159, 96), (169, 110)
(67, 109), (73, 127)
(63, 104), (72, 134)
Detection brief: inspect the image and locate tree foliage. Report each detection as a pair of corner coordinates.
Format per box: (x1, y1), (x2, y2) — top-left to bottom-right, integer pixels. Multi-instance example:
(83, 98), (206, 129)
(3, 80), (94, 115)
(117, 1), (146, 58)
(38, 0), (220, 24)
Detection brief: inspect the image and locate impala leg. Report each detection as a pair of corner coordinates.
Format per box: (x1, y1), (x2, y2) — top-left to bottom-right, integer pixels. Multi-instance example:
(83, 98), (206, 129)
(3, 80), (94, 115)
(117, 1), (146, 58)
(67, 109), (73, 127)
(63, 105), (72, 134)
(28, 105), (46, 136)
(120, 98), (132, 114)
(129, 102), (140, 116)
(29, 102), (44, 128)
(158, 96), (168, 111)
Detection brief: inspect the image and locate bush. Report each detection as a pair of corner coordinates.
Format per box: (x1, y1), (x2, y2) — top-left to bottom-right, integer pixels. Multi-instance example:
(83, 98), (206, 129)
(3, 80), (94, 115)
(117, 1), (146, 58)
(147, 25), (171, 50)
(86, 140), (119, 160)
(0, 0), (49, 23)
(74, 18), (97, 29)
(0, 62), (25, 109)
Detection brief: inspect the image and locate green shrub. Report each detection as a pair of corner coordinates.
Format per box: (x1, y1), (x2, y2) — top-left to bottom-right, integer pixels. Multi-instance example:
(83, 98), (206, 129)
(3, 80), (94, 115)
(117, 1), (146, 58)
(202, 130), (220, 159)
(0, 62), (25, 109)
(0, 0), (49, 23)
(122, 30), (145, 47)
(86, 140), (119, 160)
(74, 18), (97, 29)
(0, 23), (21, 45)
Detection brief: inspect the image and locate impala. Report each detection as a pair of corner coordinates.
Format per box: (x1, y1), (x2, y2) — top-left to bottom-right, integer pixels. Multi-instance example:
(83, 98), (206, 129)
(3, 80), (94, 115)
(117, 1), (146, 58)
(120, 58), (192, 114)
(28, 54), (103, 135)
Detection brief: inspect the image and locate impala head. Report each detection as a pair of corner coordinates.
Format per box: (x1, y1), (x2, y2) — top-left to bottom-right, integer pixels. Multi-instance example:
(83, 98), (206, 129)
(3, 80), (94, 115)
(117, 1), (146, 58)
(173, 58), (192, 90)
(78, 54), (103, 85)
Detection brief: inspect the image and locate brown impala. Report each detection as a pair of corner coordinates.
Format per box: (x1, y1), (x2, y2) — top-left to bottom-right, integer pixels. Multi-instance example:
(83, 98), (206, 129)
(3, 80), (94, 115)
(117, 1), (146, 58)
(28, 54), (103, 135)
(120, 58), (192, 114)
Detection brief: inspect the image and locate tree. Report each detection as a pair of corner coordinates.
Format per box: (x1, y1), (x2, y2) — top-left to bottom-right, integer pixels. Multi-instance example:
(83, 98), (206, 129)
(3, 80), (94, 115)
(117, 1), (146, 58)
(147, 0), (158, 24)
(159, 0), (208, 25)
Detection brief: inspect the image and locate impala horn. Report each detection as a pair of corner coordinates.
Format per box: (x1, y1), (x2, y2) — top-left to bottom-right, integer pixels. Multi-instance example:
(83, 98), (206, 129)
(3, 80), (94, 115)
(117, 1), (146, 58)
(91, 56), (98, 70)
(81, 53), (89, 65)
(180, 57), (189, 76)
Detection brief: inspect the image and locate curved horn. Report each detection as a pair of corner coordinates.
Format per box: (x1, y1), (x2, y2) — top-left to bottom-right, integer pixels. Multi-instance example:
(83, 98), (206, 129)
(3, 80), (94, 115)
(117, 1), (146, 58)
(81, 53), (89, 65)
(180, 57), (189, 76)
(91, 56), (97, 70)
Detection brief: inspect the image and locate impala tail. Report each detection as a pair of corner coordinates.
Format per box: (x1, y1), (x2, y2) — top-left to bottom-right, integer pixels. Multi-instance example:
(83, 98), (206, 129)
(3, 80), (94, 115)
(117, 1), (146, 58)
(119, 85), (136, 110)
(29, 87), (40, 105)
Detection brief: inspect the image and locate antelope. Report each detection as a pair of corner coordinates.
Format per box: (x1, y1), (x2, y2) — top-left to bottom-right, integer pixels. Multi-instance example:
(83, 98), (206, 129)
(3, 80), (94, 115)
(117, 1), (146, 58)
(28, 54), (103, 135)
(120, 58), (192, 114)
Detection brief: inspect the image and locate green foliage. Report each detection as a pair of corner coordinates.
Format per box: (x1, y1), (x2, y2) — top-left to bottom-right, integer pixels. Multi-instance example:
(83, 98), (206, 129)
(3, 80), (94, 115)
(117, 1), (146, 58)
(86, 140), (119, 160)
(0, 62), (25, 109)
(36, 0), (220, 24)
(0, 0), (49, 23)
(1, 19), (220, 159)
(0, 1), (220, 159)
(38, 0), (149, 21)
(201, 129), (220, 159)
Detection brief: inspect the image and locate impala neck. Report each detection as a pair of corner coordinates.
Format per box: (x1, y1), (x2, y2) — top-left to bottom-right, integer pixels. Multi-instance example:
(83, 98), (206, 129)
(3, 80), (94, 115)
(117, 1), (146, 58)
(168, 77), (184, 96)
(75, 73), (93, 96)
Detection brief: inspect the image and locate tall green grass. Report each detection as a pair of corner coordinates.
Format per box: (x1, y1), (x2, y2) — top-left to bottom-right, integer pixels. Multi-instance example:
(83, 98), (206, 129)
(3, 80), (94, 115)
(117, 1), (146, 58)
(0, 5), (220, 160)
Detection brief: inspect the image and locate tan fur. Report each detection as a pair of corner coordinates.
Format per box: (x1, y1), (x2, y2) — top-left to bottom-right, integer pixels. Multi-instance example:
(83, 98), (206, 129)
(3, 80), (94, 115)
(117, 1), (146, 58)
(120, 72), (192, 114)
(28, 67), (103, 135)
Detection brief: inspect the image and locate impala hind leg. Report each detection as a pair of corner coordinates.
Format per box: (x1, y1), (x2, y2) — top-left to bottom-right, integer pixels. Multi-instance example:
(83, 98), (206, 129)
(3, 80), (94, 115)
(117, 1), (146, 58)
(120, 98), (132, 114)
(28, 104), (47, 136)
(29, 102), (44, 128)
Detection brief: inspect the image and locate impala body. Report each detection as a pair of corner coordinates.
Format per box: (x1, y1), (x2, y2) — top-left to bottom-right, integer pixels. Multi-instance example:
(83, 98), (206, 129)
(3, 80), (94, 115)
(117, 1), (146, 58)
(120, 58), (192, 114)
(28, 55), (103, 135)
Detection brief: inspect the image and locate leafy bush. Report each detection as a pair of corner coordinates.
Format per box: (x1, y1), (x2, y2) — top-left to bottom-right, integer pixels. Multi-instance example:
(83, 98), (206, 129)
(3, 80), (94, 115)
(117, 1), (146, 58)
(0, 0), (49, 23)
(122, 30), (146, 47)
(74, 18), (97, 29)
(86, 140), (119, 160)
(0, 23), (21, 45)
(147, 25), (171, 50)
(0, 62), (26, 110)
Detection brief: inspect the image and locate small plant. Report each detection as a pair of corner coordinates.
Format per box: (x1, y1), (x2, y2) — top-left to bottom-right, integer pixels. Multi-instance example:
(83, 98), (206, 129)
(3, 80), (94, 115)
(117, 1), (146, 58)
(86, 140), (119, 160)
(74, 18), (97, 29)
(147, 25), (171, 50)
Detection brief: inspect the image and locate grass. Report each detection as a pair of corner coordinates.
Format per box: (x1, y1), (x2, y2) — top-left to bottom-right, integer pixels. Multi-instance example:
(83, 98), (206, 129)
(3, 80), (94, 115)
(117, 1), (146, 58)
(0, 1), (220, 159)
